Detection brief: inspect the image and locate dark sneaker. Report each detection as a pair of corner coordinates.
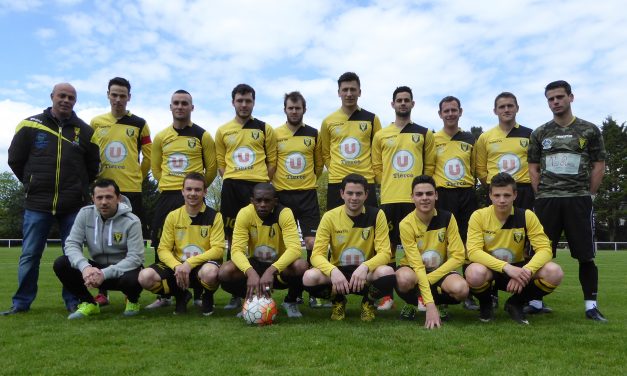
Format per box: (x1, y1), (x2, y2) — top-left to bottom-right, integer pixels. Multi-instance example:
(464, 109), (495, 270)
(585, 307), (608, 322)
(201, 292), (214, 316)
(463, 297), (479, 311)
(479, 301), (494, 322)
(224, 296), (242, 310)
(399, 304), (417, 321)
(504, 298), (529, 325)
(492, 294), (499, 309)
(1, 306), (29, 316)
(174, 291), (192, 315)
(523, 302), (553, 314)
(439, 304), (451, 321)
(330, 300), (347, 321)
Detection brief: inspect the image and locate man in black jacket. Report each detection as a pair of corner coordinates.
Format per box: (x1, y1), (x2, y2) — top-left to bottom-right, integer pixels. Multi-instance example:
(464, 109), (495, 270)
(2, 83), (100, 315)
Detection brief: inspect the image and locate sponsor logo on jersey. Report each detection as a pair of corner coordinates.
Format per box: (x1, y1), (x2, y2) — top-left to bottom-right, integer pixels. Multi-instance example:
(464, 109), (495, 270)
(438, 230), (445, 243)
(113, 232), (123, 244)
(126, 128), (135, 137)
(167, 153), (189, 172)
(498, 153), (521, 175)
(443, 157), (465, 181)
(35, 132), (48, 149)
(412, 134), (421, 143)
(254, 245), (277, 262)
(232, 147), (255, 168)
(269, 227), (276, 238)
(200, 227), (208, 238)
(285, 152), (306, 175)
(252, 131), (260, 140)
(359, 122), (368, 132)
(73, 127), (81, 146)
(105, 141), (127, 163)
(303, 138), (312, 147)
(513, 230), (524, 243)
(339, 137), (361, 160)
(519, 139), (528, 148)
(460, 142), (469, 152)
(542, 139), (552, 150)
(361, 228), (371, 240)
(579, 137), (587, 150)
(181, 244), (203, 261)
(339, 247), (365, 266)
(188, 138), (196, 149)
(392, 150), (414, 172)
(492, 248), (514, 263)
(422, 250), (443, 271)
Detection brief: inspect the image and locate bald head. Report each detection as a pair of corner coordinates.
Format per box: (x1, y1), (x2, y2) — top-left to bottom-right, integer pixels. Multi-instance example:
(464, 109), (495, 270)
(50, 83), (77, 120)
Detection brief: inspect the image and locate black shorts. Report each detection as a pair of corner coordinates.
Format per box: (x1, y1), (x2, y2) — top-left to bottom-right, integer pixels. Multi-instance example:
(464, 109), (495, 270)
(277, 189), (321, 238)
(248, 258), (289, 289)
(334, 265), (368, 296)
(150, 191), (185, 247)
(122, 191), (144, 223)
(436, 187), (477, 243)
(491, 262), (525, 291)
(429, 271), (461, 303)
(381, 203), (415, 246)
(534, 196), (595, 261)
(327, 182), (378, 210)
(220, 179), (257, 236)
(148, 261), (220, 292)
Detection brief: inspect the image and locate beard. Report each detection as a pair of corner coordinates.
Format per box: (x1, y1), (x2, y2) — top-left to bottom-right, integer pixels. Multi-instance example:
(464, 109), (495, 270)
(287, 116), (303, 126)
(395, 109), (411, 119)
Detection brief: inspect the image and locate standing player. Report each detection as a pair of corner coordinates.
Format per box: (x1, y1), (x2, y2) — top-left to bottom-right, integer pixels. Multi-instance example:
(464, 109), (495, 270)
(148, 90), (217, 309)
(372, 86), (435, 310)
(320, 72), (381, 209)
(303, 174), (395, 322)
(90, 77), (152, 306)
(215, 83), (277, 310)
(433, 96), (478, 310)
(528, 80), (607, 321)
(138, 173), (224, 315)
(272, 91), (323, 307)
(395, 175), (468, 328)
(465, 173), (563, 324)
(218, 183), (308, 318)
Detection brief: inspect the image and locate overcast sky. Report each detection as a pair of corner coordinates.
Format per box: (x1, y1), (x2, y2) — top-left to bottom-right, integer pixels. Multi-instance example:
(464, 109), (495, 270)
(1, 0), (625, 174)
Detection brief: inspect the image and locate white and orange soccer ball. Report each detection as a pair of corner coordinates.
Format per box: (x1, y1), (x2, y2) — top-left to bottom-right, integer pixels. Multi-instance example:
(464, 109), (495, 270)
(242, 296), (278, 326)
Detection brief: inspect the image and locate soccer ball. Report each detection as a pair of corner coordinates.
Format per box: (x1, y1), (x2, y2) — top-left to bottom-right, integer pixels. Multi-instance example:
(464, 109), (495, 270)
(242, 296), (278, 326)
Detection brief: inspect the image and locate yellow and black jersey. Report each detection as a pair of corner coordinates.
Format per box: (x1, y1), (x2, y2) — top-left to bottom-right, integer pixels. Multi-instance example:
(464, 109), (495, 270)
(433, 130), (476, 188)
(90, 111), (152, 193)
(372, 122), (436, 204)
(215, 118), (277, 182)
(466, 206), (552, 274)
(474, 124), (532, 184)
(320, 107), (382, 184)
(152, 123), (217, 191)
(231, 203), (302, 274)
(272, 123), (323, 191)
(157, 204), (225, 270)
(311, 205), (391, 276)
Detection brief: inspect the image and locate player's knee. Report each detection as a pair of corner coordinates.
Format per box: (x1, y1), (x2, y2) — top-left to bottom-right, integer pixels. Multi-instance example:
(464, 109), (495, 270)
(447, 278), (470, 300)
(395, 268), (416, 292)
(198, 264), (219, 284)
(138, 268), (158, 289)
(288, 259), (309, 276)
(302, 268), (323, 286)
(218, 261), (238, 282)
(540, 262), (564, 286)
(464, 263), (489, 287)
(373, 265), (394, 278)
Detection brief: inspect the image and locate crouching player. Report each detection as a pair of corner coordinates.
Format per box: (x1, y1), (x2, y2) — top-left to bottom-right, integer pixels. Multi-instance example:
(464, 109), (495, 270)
(303, 174), (395, 322)
(218, 183), (308, 318)
(465, 172), (563, 324)
(138, 172), (224, 316)
(53, 179), (144, 319)
(395, 175), (468, 328)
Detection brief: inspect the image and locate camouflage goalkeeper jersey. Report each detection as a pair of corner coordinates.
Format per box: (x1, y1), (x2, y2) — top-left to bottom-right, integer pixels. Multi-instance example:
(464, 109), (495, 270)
(528, 117), (606, 198)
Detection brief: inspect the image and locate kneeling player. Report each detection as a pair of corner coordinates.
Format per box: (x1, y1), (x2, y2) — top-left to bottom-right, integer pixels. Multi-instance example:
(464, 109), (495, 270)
(138, 173), (224, 316)
(218, 183), (308, 318)
(465, 172), (563, 324)
(302, 174), (395, 322)
(395, 175), (468, 328)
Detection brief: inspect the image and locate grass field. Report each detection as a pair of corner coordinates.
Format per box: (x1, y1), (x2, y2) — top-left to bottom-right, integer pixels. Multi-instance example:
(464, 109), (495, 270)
(0, 247), (625, 376)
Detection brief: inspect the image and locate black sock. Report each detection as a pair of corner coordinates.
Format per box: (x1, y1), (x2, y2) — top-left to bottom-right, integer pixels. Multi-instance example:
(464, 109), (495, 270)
(221, 279), (246, 298)
(368, 275), (396, 301)
(579, 261), (598, 301)
(304, 284), (332, 299)
(396, 286), (419, 306)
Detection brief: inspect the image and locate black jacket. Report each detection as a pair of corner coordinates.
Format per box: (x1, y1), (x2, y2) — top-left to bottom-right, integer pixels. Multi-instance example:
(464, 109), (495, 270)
(8, 107), (100, 214)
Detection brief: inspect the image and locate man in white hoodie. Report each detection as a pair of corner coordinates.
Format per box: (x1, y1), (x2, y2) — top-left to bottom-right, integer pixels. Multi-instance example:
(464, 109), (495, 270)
(52, 179), (145, 319)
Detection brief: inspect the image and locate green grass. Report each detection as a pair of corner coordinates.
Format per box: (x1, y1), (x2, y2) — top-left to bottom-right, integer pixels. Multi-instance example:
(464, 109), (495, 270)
(0, 247), (625, 375)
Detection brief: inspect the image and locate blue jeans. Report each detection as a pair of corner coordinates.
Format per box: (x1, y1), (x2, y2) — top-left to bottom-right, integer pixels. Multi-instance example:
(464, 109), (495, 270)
(12, 209), (79, 311)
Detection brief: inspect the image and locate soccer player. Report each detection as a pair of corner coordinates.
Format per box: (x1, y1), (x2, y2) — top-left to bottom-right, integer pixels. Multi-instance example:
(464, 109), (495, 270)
(215, 83), (277, 310)
(303, 174), (395, 322)
(320, 72), (381, 209)
(90, 77), (152, 306)
(138, 172), (224, 315)
(433, 96), (478, 311)
(3, 83), (100, 315)
(528, 80), (607, 322)
(148, 90), (217, 309)
(272, 91), (323, 307)
(465, 172), (563, 324)
(395, 175), (468, 328)
(372, 86), (435, 310)
(218, 183), (308, 318)
(52, 179), (144, 319)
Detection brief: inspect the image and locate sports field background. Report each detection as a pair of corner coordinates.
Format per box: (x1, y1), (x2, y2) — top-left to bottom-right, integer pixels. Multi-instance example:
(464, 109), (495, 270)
(0, 247), (624, 375)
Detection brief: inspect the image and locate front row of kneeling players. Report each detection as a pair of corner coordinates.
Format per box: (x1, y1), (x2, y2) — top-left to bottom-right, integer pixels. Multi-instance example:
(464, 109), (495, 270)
(55, 171), (562, 327)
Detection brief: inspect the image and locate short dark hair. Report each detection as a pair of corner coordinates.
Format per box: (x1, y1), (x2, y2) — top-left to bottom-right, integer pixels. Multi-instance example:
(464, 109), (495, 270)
(108, 77), (131, 92)
(91, 178), (121, 196)
(337, 72), (360, 88)
(252, 182), (276, 197)
(232, 84), (255, 100)
(438, 96), (461, 111)
(183, 172), (206, 189)
(393, 86), (413, 101)
(490, 172), (517, 193)
(284, 91), (306, 110)
(494, 92), (518, 108)
(172, 89), (192, 103)
(340, 173), (368, 192)
(411, 175), (436, 192)
(545, 80), (572, 96)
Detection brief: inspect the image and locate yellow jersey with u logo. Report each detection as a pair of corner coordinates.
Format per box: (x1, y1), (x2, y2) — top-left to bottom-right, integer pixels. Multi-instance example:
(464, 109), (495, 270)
(433, 129), (475, 188)
(272, 123), (322, 191)
(474, 124), (532, 184)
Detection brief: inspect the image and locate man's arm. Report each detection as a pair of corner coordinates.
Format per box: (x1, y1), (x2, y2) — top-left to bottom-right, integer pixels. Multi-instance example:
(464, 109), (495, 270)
(151, 133), (163, 182)
(264, 125), (277, 180)
(427, 215), (465, 285)
(423, 131), (436, 177)
(64, 209), (91, 272)
(474, 134), (488, 186)
(230, 207), (254, 274)
(271, 208), (302, 273)
(523, 210), (554, 275)
(7, 122), (30, 182)
(399, 220), (434, 305)
(319, 120), (330, 169)
(201, 131), (217, 186)
(139, 123), (152, 180)
(363, 210), (392, 271)
(313, 131), (324, 178)
(215, 128), (226, 177)
(86, 132), (101, 183)
(371, 133), (383, 184)
(466, 211), (508, 272)
(156, 212), (182, 270)
(590, 161), (605, 194)
(528, 163), (541, 193)
(310, 213), (336, 276)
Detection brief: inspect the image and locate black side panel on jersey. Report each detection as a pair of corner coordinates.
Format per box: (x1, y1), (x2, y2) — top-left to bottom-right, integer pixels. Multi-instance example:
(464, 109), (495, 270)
(262, 204), (285, 227)
(348, 109), (377, 142)
(452, 130), (476, 145)
(242, 118), (267, 154)
(190, 206), (218, 226)
(427, 210), (452, 231)
(351, 206), (379, 229)
(402, 122), (430, 168)
(294, 124), (318, 138)
(117, 115), (146, 162)
(175, 123), (207, 169)
(507, 125), (532, 138)
(501, 208), (527, 230)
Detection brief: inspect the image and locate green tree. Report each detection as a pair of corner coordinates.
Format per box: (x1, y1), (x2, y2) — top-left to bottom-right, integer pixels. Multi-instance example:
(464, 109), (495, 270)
(206, 175), (222, 210)
(317, 170), (329, 215)
(0, 172), (24, 238)
(594, 117), (627, 241)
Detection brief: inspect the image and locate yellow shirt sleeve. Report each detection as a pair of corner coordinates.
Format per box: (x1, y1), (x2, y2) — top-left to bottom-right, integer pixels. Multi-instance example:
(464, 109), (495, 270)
(157, 212), (181, 270)
(271, 208), (302, 273)
(151, 133), (163, 182)
(311, 212), (336, 276)
(363, 210), (391, 272)
(264, 125), (277, 168)
(201, 131), (217, 185)
(140, 123), (152, 180)
(427, 214), (465, 285)
(399, 219), (434, 305)
(371, 132), (383, 184)
(319, 120), (330, 169)
(215, 128), (226, 172)
(231, 209), (253, 274)
(423, 130), (436, 177)
(523, 210), (553, 274)
(474, 133), (488, 183)
(314, 132), (324, 178)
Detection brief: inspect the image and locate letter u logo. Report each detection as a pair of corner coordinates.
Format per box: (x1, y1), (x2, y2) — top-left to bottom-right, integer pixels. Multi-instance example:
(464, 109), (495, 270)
(289, 158), (302, 169)
(109, 146), (121, 158)
(237, 152), (250, 163)
(396, 155), (408, 167)
(344, 143), (356, 154)
(172, 158), (184, 168)
(448, 164), (460, 175)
